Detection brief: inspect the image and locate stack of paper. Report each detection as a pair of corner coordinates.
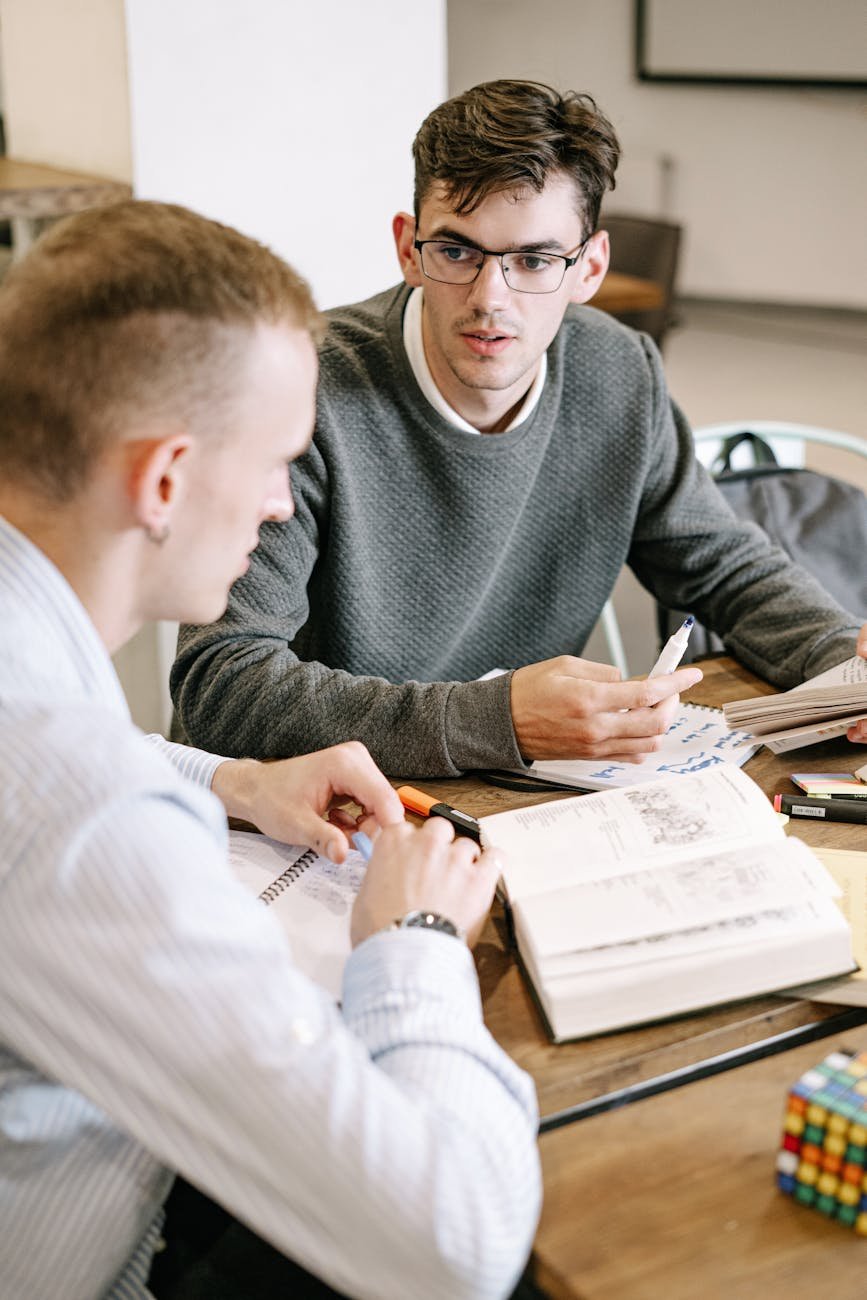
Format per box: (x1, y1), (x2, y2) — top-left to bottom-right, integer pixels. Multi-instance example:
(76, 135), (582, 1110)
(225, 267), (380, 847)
(723, 656), (867, 754)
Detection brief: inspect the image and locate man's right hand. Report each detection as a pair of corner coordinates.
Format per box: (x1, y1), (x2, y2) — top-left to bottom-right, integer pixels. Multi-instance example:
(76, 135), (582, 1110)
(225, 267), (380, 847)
(351, 818), (500, 949)
(510, 655), (704, 762)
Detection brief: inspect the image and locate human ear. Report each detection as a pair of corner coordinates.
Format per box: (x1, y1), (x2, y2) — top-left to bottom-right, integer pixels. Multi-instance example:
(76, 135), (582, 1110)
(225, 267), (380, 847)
(392, 211), (423, 287)
(567, 229), (610, 305)
(125, 433), (193, 540)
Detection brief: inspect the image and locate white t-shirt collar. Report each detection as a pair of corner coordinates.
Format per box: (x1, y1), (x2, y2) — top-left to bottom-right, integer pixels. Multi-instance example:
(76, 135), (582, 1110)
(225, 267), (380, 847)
(402, 286), (546, 435)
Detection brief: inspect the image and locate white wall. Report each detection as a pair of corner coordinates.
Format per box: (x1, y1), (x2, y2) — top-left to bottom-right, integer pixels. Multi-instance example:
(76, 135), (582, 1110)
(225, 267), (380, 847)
(0, 0), (132, 179)
(448, 0), (867, 309)
(0, 0), (446, 732)
(125, 0), (446, 309)
(121, 0), (445, 729)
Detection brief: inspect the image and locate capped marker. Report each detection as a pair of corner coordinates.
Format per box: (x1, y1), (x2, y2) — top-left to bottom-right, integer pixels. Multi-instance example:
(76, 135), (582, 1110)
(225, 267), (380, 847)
(648, 615), (695, 678)
(351, 831), (375, 861)
(773, 793), (867, 825)
(396, 786), (481, 842)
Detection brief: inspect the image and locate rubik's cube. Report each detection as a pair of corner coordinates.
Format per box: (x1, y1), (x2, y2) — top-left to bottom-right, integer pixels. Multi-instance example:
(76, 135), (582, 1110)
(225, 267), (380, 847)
(776, 1048), (867, 1233)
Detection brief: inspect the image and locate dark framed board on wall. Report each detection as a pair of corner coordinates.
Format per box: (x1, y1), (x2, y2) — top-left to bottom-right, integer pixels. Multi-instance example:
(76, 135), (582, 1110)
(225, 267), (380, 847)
(635, 0), (867, 89)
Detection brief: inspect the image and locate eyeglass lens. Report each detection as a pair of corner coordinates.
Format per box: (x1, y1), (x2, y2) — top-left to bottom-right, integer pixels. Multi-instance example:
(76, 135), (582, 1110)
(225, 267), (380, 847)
(419, 242), (570, 293)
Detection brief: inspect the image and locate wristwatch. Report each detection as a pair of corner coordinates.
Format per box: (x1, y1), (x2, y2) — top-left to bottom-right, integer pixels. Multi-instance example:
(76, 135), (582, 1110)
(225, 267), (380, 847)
(389, 910), (466, 943)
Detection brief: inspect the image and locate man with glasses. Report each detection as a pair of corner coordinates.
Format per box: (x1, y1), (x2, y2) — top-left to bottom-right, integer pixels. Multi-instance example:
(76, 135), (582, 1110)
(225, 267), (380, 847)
(172, 79), (867, 776)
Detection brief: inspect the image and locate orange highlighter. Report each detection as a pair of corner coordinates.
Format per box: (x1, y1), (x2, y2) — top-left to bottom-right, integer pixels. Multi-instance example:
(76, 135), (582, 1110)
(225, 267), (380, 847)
(396, 786), (481, 842)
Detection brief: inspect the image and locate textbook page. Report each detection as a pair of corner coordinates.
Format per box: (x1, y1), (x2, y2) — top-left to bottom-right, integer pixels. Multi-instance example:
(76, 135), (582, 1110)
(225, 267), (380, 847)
(785, 847), (867, 1004)
(480, 765), (783, 902)
(747, 713), (867, 755)
(536, 895), (846, 981)
(527, 703), (757, 790)
(802, 656), (867, 691)
(513, 837), (840, 960)
(229, 830), (365, 999)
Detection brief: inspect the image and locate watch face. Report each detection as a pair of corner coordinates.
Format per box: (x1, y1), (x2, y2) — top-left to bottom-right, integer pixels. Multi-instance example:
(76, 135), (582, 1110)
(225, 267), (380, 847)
(399, 910), (461, 938)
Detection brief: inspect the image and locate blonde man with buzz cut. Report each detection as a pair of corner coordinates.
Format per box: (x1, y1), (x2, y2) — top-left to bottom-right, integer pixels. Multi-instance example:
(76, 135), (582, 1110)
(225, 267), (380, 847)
(0, 201), (541, 1300)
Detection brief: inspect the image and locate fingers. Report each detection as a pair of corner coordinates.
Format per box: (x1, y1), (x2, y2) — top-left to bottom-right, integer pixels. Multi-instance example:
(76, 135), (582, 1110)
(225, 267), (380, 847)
(319, 741), (404, 827)
(614, 667), (702, 710)
(857, 623), (867, 659)
(559, 656), (622, 684)
(847, 720), (867, 744)
(351, 815), (498, 947)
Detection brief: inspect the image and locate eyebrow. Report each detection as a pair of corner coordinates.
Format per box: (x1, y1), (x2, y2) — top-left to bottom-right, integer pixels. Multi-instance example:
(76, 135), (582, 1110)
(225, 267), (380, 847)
(424, 226), (571, 254)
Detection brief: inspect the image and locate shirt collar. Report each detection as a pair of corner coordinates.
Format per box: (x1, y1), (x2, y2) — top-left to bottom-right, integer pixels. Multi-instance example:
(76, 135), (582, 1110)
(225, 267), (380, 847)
(402, 287), (547, 435)
(0, 514), (130, 718)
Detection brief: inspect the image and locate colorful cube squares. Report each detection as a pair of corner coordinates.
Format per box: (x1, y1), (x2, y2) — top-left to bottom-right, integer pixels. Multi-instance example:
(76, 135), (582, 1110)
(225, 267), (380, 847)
(777, 1047), (867, 1234)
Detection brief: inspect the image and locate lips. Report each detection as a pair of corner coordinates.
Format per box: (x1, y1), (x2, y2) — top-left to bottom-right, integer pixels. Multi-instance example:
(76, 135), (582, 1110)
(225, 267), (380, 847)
(461, 331), (515, 357)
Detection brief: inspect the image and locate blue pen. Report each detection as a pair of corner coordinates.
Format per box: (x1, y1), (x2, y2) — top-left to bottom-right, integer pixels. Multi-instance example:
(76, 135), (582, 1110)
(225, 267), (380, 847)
(351, 831), (374, 861)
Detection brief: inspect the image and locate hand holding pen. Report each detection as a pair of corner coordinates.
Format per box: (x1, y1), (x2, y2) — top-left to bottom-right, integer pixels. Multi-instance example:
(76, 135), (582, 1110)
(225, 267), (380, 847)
(509, 652), (703, 762)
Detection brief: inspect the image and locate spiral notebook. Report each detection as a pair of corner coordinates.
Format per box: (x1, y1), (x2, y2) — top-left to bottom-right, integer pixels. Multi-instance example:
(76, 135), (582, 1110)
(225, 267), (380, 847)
(520, 703), (758, 792)
(229, 830), (366, 999)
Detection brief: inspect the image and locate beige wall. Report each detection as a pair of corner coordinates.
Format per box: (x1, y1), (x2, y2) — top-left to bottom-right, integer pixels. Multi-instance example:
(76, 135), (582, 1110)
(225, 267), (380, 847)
(448, 0), (867, 309)
(0, 0), (131, 179)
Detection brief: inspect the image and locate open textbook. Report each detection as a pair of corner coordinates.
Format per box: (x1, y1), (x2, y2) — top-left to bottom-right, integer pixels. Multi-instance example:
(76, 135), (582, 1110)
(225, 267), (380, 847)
(479, 766), (855, 1042)
(520, 702), (757, 792)
(229, 830), (364, 999)
(723, 655), (867, 754)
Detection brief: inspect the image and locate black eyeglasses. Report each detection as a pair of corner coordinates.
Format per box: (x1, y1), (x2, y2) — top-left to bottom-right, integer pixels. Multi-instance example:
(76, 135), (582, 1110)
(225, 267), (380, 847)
(413, 235), (592, 294)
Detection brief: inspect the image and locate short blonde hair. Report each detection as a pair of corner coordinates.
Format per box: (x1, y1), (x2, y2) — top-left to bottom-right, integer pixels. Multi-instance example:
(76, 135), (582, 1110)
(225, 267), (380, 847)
(0, 200), (324, 500)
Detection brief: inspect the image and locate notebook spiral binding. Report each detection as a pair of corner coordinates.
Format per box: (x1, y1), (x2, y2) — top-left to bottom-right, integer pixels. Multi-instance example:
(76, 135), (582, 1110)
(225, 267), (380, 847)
(258, 847), (318, 904)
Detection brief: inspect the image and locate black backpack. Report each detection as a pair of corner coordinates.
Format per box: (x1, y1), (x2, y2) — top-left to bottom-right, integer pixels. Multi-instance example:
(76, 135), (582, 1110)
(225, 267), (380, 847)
(657, 431), (867, 658)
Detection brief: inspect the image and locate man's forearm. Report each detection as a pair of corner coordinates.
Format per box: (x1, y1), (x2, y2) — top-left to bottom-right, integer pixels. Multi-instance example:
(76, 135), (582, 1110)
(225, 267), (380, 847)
(675, 541), (859, 688)
(172, 639), (522, 776)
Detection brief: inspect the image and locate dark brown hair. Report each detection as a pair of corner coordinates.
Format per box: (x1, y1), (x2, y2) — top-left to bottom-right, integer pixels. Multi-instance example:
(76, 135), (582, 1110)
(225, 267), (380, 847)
(413, 80), (620, 236)
(0, 200), (323, 501)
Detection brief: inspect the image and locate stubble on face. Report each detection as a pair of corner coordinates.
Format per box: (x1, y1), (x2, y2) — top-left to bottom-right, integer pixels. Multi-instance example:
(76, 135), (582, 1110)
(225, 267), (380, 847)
(414, 175), (588, 422)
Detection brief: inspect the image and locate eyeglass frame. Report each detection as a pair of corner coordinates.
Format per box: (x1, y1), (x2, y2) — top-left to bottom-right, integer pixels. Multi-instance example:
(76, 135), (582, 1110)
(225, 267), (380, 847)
(412, 233), (594, 294)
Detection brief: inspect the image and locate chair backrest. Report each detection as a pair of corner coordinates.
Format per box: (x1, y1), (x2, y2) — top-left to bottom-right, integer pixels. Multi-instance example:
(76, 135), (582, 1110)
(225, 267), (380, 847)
(599, 211), (682, 348)
(657, 423), (867, 659)
(693, 420), (867, 469)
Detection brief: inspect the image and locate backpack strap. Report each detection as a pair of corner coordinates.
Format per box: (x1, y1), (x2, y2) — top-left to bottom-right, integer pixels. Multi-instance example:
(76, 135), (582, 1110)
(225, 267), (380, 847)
(711, 431), (779, 476)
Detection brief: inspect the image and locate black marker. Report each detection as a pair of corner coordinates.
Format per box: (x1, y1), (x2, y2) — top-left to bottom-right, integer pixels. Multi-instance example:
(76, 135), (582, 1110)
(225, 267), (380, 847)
(773, 794), (867, 825)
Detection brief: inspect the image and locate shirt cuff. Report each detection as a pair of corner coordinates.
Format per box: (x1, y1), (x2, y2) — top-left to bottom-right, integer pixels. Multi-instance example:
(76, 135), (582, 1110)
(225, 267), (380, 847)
(803, 625), (862, 679)
(443, 674), (527, 772)
(145, 734), (231, 790)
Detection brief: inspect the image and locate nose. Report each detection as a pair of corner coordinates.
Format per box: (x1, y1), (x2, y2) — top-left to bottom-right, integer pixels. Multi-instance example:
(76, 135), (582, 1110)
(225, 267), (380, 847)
(466, 253), (511, 312)
(262, 466), (294, 523)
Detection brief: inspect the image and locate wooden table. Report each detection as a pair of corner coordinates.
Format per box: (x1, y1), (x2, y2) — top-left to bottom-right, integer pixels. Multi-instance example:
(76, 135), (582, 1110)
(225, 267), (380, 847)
(411, 658), (866, 1130)
(534, 1035), (867, 1300)
(0, 157), (132, 255)
(591, 271), (664, 314)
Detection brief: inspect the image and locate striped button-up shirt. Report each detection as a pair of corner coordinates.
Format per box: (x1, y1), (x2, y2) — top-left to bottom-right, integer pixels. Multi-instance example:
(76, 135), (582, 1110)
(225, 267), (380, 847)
(0, 515), (540, 1300)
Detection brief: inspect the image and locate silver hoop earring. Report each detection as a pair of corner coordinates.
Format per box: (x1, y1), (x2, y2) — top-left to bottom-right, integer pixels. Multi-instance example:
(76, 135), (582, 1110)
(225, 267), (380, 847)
(146, 523), (171, 545)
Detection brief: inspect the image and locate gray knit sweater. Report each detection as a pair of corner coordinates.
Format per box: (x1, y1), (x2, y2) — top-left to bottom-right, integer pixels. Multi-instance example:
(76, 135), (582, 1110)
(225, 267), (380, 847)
(171, 284), (858, 775)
